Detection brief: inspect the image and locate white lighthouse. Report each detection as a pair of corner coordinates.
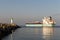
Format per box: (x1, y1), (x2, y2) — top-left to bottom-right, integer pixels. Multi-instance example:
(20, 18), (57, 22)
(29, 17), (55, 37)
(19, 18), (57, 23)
(10, 18), (13, 24)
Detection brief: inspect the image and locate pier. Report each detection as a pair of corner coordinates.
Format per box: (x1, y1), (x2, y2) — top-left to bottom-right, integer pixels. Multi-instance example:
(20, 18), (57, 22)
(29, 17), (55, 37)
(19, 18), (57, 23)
(0, 18), (21, 39)
(0, 23), (20, 39)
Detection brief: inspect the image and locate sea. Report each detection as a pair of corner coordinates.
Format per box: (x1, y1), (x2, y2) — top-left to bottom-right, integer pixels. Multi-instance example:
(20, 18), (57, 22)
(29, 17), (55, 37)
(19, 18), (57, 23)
(2, 26), (60, 40)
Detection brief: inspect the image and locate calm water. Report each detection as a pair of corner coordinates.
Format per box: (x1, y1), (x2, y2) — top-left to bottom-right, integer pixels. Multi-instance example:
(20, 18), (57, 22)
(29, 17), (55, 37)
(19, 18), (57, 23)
(2, 27), (60, 40)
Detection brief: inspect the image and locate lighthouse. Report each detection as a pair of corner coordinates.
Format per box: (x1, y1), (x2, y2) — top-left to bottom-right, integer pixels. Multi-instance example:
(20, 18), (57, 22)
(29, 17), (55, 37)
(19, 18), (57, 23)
(10, 18), (16, 26)
(10, 18), (13, 24)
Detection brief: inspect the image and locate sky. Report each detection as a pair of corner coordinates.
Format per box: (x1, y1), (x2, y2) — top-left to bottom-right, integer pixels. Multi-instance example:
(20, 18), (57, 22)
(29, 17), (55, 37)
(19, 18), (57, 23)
(0, 0), (60, 25)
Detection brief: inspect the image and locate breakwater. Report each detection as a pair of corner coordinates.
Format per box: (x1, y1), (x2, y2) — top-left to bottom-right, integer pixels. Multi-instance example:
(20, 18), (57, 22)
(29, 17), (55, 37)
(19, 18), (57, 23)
(0, 23), (20, 40)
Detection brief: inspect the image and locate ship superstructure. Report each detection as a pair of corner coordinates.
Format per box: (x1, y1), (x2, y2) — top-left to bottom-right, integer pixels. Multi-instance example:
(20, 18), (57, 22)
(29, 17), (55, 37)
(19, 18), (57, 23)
(42, 16), (55, 26)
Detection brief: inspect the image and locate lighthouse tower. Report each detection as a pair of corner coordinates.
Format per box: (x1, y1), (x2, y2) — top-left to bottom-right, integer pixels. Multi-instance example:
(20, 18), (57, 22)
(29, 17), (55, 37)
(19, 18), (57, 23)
(10, 18), (13, 24)
(10, 18), (16, 26)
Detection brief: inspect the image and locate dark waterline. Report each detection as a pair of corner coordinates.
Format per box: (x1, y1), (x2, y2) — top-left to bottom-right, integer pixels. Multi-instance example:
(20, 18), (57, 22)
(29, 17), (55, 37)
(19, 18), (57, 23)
(2, 26), (60, 40)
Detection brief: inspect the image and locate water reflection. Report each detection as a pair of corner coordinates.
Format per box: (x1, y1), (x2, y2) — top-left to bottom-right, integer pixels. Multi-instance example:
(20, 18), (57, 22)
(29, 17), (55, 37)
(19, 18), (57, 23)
(34, 28), (39, 34)
(43, 26), (54, 40)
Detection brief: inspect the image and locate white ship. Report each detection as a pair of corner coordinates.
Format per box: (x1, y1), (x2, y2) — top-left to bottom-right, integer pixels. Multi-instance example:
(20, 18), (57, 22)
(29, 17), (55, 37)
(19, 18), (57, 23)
(25, 16), (55, 27)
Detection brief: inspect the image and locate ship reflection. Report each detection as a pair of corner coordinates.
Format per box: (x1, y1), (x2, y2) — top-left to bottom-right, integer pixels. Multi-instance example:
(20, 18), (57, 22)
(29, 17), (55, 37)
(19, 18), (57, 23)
(42, 26), (54, 40)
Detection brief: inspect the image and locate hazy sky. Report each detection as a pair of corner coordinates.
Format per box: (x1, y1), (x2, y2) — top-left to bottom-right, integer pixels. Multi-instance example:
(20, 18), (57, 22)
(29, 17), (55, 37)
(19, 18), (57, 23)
(0, 0), (60, 25)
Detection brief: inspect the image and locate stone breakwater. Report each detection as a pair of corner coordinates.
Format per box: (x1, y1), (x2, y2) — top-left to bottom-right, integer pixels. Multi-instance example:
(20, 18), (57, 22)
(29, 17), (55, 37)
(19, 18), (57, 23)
(0, 23), (21, 39)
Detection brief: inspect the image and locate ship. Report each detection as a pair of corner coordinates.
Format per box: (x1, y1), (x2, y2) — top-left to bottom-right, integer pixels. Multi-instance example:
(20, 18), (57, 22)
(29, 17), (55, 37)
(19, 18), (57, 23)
(25, 16), (55, 27)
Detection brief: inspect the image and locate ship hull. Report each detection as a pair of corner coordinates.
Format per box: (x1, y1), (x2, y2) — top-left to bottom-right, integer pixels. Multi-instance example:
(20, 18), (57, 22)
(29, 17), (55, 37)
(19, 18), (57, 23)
(26, 24), (55, 27)
(26, 24), (42, 27)
(43, 24), (55, 27)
